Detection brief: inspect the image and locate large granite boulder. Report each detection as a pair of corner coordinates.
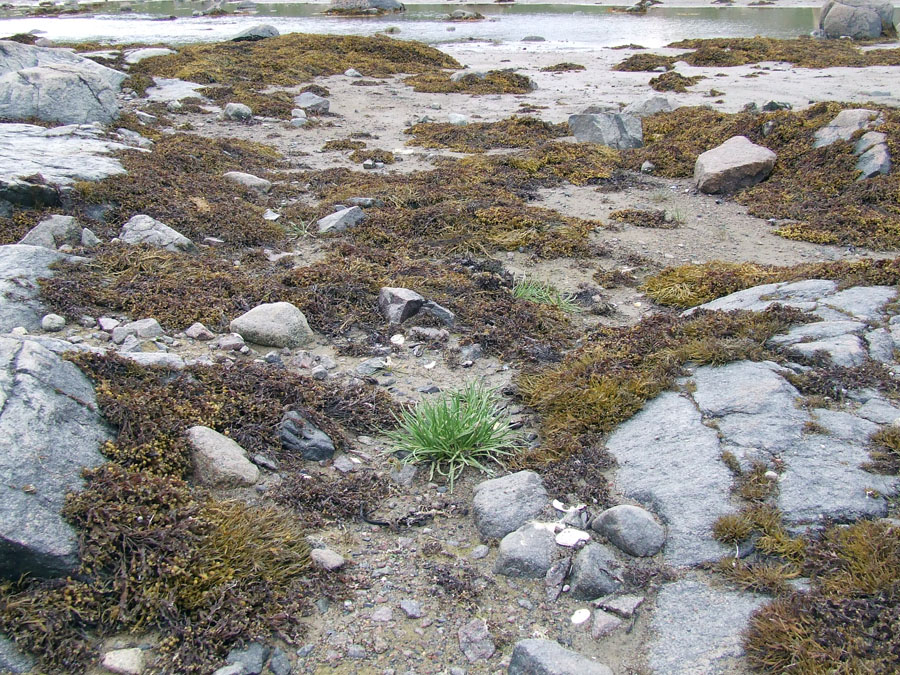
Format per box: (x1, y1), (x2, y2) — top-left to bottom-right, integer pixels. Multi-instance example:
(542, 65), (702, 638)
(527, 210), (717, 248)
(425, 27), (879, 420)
(820, 0), (895, 38)
(568, 112), (643, 150)
(0, 40), (127, 124)
(0, 244), (77, 332)
(694, 136), (776, 194)
(0, 337), (113, 577)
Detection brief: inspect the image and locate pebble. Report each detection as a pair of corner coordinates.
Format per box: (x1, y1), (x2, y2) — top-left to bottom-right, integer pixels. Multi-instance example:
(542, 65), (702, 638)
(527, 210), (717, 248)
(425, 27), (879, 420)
(346, 645), (367, 659)
(400, 599), (424, 618)
(41, 313), (65, 332)
(571, 608), (592, 625)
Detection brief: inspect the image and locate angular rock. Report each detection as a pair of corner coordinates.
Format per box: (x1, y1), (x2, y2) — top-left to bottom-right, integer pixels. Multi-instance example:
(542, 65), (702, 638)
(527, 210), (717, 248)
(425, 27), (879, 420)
(813, 108), (880, 148)
(280, 410), (335, 460)
(569, 543), (622, 600)
(591, 610), (624, 640)
(767, 320), (865, 347)
(0, 337), (112, 577)
(0, 41), (127, 124)
(311, 548), (346, 571)
(472, 470), (548, 540)
(508, 639), (612, 675)
(0, 245), (76, 332)
(0, 634), (35, 673)
(400, 598), (424, 618)
(112, 318), (164, 344)
(854, 131), (886, 155)
(101, 647), (145, 675)
(120, 214), (195, 253)
(820, 0), (894, 38)
(230, 301), (314, 348)
(18, 214), (81, 249)
(597, 593), (644, 618)
(689, 278), (836, 314)
(592, 505), (665, 557)
(268, 648), (292, 675)
(694, 136), (776, 194)
(294, 92), (329, 114)
(458, 618), (495, 663)
(622, 95), (675, 118)
(120, 352), (185, 369)
(81, 227), (102, 248)
(223, 171), (272, 193)
(568, 112), (642, 150)
(226, 643), (269, 675)
(222, 102), (253, 121)
(378, 287), (425, 324)
(650, 576), (764, 674)
(232, 24), (280, 41)
(422, 300), (456, 326)
(317, 206), (365, 233)
(856, 143), (890, 179)
(494, 523), (555, 578)
(786, 334), (866, 367)
(187, 425), (260, 487)
(185, 322), (215, 340)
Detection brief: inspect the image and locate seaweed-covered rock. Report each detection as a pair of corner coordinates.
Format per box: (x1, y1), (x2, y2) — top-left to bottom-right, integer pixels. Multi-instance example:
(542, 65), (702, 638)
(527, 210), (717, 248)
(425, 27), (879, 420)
(0, 40), (126, 124)
(568, 112), (643, 150)
(230, 301), (314, 348)
(0, 337), (112, 578)
(232, 24), (280, 42)
(472, 470), (547, 540)
(187, 425), (260, 487)
(508, 639), (613, 675)
(820, 0), (895, 38)
(694, 136), (776, 194)
(592, 504), (666, 557)
(280, 410), (335, 460)
(18, 214), (81, 249)
(119, 214), (196, 253)
(0, 244), (76, 332)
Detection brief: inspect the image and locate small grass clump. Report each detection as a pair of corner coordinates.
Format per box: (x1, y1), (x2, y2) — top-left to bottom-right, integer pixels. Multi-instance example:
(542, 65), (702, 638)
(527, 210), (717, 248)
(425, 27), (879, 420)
(540, 62), (586, 72)
(405, 70), (535, 94)
(609, 208), (675, 229)
(519, 306), (807, 458)
(387, 381), (518, 490)
(0, 464), (311, 673)
(511, 275), (580, 313)
(405, 116), (568, 153)
(644, 257), (900, 308)
(867, 426), (900, 474)
(649, 71), (703, 92)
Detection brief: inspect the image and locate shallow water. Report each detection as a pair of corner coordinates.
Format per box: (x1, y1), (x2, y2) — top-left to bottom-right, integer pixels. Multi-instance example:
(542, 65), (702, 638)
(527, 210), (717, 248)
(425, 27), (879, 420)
(0, 3), (825, 48)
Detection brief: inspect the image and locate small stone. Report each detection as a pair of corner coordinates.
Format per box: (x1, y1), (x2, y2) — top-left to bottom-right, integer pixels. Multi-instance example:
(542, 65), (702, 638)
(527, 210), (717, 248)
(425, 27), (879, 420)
(212, 665), (245, 675)
(223, 171), (272, 194)
(311, 364), (328, 380)
(267, 647), (292, 675)
(400, 599), (424, 618)
(230, 302), (314, 348)
(509, 639), (612, 674)
(226, 642), (269, 675)
(458, 618), (495, 662)
(294, 92), (329, 114)
(81, 227), (101, 248)
(40, 313), (65, 332)
(346, 645), (366, 659)
(569, 543), (623, 600)
(571, 608), (592, 625)
(473, 470), (548, 540)
(448, 113), (468, 125)
(216, 333), (246, 351)
(280, 410), (335, 460)
(185, 322), (215, 340)
(470, 544), (490, 560)
(555, 527), (591, 548)
(592, 504), (666, 557)
(317, 206), (365, 234)
(597, 594), (645, 618)
(345, 68), (363, 77)
(222, 102), (253, 121)
(495, 523), (555, 578)
(101, 647), (145, 675)
(591, 610), (624, 639)
(694, 136), (776, 194)
(378, 287), (425, 324)
(332, 455), (356, 473)
(232, 23), (279, 41)
(120, 214), (195, 252)
(98, 317), (120, 331)
(371, 606), (393, 622)
(188, 426), (260, 487)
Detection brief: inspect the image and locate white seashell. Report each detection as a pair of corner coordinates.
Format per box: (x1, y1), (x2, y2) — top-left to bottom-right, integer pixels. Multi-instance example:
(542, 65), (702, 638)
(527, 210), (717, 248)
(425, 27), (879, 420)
(555, 528), (591, 547)
(390, 334), (405, 346)
(571, 608), (591, 625)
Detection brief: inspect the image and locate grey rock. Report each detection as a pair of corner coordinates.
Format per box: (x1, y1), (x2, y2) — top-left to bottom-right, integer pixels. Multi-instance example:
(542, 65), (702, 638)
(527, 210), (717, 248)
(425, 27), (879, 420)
(346, 645), (366, 659)
(230, 301), (314, 348)
(621, 95), (675, 118)
(856, 143), (891, 179)
(280, 410), (335, 460)
(40, 313), (65, 332)
(354, 357), (386, 376)
(0, 634), (35, 673)
(311, 548), (346, 571)
(345, 197), (380, 208)
(469, 544), (490, 559)
(0, 245), (75, 332)
(213, 665), (246, 675)
(222, 102), (253, 121)
(689, 278), (837, 314)
(112, 318), (164, 344)
(185, 322), (215, 340)
(812, 408), (878, 443)
(120, 214), (195, 253)
(317, 206), (365, 233)
(422, 300), (456, 326)
(813, 108), (880, 148)
(591, 505), (665, 557)
(344, 68), (362, 77)
(187, 426), (260, 487)
(591, 610), (624, 640)
(268, 648), (292, 675)
(597, 593), (644, 618)
(857, 398), (900, 424)
(18, 214), (81, 249)
(390, 462), (417, 486)
(223, 171), (272, 193)
(606, 391), (731, 566)
(101, 647), (145, 675)
(494, 523), (555, 578)
(81, 227), (101, 248)
(145, 77), (207, 103)
(544, 557), (570, 587)
(215, 333), (245, 351)
(363, 0), (405, 10)
(120, 352), (185, 369)
(400, 598), (424, 618)
(649, 576), (765, 674)
(694, 136), (776, 194)
(458, 618), (495, 663)
(786, 334), (866, 367)
(821, 285), (896, 321)
(378, 287), (425, 324)
(820, 0), (893, 38)
(568, 112), (642, 150)
(768, 319), (864, 346)
(0, 337), (112, 577)
(472, 470), (548, 540)
(371, 606), (393, 621)
(232, 24), (279, 41)
(226, 642), (269, 675)
(569, 543), (622, 600)
(294, 92), (329, 114)
(0, 41), (126, 124)
(123, 47), (175, 64)
(854, 131), (887, 155)
(0, 123), (136, 206)
(508, 639), (612, 675)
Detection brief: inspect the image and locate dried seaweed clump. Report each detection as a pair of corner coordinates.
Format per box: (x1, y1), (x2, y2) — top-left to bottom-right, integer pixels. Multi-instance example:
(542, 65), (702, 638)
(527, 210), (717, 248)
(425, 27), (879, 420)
(274, 469), (393, 527)
(540, 62), (586, 72)
(405, 70), (535, 94)
(0, 464), (310, 673)
(130, 33), (459, 92)
(519, 306), (805, 458)
(350, 148), (396, 165)
(73, 133), (285, 247)
(609, 208), (674, 229)
(612, 53), (676, 72)
(787, 360), (900, 404)
(0, 209), (49, 245)
(866, 426), (900, 474)
(745, 519), (900, 673)
(405, 116), (568, 153)
(643, 257), (900, 308)
(68, 351), (400, 476)
(649, 71), (703, 92)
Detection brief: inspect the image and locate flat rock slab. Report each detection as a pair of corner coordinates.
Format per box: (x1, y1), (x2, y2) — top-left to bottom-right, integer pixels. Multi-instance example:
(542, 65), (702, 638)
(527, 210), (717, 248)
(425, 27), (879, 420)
(508, 639), (612, 675)
(605, 391), (730, 567)
(649, 576), (764, 674)
(0, 337), (112, 577)
(144, 77), (208, 103)
(0, 244), (79, 332)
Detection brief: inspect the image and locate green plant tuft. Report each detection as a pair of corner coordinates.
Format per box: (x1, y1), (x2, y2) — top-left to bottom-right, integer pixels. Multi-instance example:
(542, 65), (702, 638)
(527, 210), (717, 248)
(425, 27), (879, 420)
(511, 275), (580, 313)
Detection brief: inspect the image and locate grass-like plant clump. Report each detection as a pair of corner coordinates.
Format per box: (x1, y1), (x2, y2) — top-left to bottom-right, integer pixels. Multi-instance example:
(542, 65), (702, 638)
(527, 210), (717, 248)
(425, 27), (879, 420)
(405, 116), (569, 153)
(387, 381), (518, 490)
(511, 275), (580, 313)
(405, 70), (535, 94)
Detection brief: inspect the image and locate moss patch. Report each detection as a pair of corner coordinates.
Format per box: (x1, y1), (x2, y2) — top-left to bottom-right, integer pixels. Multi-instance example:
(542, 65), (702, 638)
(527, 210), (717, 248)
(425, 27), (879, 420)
(405, 70), (534, 94)
(405, 117), (568, 153)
